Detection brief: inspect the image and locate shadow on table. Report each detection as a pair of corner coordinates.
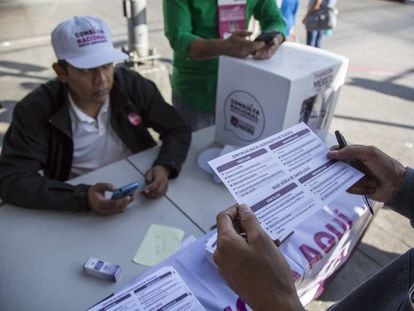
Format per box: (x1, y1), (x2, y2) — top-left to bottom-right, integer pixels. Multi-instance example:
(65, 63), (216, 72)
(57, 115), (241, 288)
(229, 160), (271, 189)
(316, 242), (401, 303)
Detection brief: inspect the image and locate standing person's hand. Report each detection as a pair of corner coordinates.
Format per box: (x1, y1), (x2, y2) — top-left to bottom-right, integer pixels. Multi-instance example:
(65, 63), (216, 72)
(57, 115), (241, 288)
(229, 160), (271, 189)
(224, 30), (266, 58)
(187, 30), (267, 60)
(328, 145), (406, 203)
(253, 33), (284, 60)
(143, 165), (171, 199)
(214, 204), (303, 311)
(88, 183), (132, 215)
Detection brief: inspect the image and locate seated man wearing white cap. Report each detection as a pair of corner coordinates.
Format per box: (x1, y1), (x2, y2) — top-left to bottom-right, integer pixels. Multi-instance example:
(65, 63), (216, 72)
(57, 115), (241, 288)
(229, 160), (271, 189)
(0, 16), (191, 215)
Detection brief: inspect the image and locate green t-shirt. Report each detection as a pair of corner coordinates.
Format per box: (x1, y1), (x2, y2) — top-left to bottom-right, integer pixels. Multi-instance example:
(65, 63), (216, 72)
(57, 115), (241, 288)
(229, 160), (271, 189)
(163, 0), (286, 112)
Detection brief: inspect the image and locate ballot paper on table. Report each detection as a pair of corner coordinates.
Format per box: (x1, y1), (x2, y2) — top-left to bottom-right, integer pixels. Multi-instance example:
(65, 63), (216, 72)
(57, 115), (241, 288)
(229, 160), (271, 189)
(88, 266), (203, 311)
(208, 122), (364, 240)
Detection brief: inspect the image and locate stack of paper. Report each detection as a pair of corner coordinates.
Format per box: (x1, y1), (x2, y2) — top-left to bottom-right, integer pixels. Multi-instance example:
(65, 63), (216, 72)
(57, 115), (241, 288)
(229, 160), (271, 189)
(88, 266), (204, 311)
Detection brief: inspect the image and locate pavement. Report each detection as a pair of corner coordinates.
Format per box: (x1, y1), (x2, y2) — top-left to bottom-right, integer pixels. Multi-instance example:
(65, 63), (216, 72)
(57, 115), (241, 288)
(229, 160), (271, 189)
(0, 0), (413, 310)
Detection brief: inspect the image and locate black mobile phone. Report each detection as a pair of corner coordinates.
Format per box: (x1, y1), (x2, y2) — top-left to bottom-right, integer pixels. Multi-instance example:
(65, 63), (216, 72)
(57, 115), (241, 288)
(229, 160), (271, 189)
(111, 181), (139, 200)
(254, 31), (279, 44)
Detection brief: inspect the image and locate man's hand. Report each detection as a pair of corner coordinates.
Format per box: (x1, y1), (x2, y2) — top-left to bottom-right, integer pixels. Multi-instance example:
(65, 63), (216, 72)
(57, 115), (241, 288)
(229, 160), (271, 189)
(143, 165), (171, 199)
(224, 30), (266, 58)
(88, 183), (132, 215)
(253, 33), (284, 60)
(187, 30), (266, 60)
(214, 204), (303, 311)
(328, 145), (406, 203)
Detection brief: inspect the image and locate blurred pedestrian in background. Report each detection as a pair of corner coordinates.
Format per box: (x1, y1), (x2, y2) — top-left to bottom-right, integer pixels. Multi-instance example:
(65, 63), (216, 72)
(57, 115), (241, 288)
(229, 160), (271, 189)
(304, 0), (337, 48)
(280, 0), (300, 41)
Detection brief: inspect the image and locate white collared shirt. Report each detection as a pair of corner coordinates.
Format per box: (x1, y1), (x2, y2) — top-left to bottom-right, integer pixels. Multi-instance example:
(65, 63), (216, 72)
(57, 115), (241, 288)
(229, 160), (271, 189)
(68, 93), (132, 178)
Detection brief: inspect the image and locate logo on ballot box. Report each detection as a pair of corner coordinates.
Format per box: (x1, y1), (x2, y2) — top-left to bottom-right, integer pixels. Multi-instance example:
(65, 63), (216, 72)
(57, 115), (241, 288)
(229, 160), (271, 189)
(312, 67), (334, 93)
(223, 90), (265, 142)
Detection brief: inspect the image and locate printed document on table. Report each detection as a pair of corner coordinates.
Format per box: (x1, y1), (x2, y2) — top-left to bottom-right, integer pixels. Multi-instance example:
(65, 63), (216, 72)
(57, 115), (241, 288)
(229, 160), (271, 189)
(88, 266), (204, 311)
(208, 123), (364, 240)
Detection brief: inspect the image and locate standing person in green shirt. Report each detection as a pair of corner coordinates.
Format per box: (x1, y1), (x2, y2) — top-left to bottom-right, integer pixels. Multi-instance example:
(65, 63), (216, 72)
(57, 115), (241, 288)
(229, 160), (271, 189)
(163, 0), (286, 131)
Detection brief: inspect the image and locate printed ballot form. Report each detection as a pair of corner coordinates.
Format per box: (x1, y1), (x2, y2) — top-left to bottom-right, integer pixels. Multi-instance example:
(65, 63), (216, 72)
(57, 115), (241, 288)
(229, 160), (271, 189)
(88, 266), (203, 311)
(209, 123), (364, 240)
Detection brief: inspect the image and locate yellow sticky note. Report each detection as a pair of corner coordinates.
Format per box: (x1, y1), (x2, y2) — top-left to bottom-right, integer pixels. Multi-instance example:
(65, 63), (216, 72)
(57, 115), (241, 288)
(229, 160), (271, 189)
(133, 224), (185, 266)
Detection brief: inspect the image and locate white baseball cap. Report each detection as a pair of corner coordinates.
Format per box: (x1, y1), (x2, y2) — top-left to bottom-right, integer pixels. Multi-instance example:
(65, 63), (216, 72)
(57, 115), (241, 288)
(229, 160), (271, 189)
(51, 16), (128, 69)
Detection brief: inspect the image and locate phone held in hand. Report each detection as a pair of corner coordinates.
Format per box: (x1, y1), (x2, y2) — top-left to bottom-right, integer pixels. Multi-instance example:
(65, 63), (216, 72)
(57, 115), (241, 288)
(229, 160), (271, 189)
(111, 181), (139, 200)
(254, 31), (279, 44)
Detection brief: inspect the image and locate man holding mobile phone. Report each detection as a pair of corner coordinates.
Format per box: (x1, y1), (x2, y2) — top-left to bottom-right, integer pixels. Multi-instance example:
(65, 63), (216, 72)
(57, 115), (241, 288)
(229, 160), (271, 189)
(163, 0), (286, 131)
(0, 17), (191, 215)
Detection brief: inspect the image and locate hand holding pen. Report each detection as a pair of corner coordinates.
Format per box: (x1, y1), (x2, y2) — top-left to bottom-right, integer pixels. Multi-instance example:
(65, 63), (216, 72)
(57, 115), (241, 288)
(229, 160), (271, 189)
(213, 204), (303, 311)
(329, 131), (406, 211)
(230, 204), (293, 246)
(333, 131), (374, 215)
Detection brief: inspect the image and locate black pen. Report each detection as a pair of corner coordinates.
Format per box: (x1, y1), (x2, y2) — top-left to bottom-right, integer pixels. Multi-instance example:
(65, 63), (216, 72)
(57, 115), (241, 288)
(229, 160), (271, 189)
(334, 130), (374, 215)
(271, 231), (295, 247)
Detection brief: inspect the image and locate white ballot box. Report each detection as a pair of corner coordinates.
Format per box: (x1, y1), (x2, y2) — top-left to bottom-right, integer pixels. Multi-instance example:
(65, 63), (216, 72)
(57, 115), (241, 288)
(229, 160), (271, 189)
(215, 42), (349, 146)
